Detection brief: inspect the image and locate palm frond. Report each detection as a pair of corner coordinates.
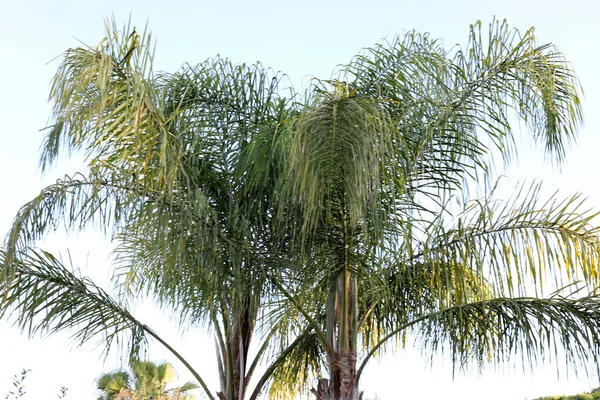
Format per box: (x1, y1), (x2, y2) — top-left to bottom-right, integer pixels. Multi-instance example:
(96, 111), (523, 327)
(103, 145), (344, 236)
(339, 19), (582, 205)
(278, 83), (398, 246)
(418, 292), (600, 375)
(416, 182), (600, 297)
(97, 371), (131, 398)
(43, 19), (165, 177)
(265, 329), (325, 400)
(0, 248), (214, 400)
(0, 248), (147, 358)
(5, 173), (128, 264)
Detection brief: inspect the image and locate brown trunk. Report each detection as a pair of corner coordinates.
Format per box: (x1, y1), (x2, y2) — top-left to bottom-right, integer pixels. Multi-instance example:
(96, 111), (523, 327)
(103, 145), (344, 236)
(218, 298), (255, 400)
(311, 350), (359, 400)
(311, 378), (331, 400)
(318, 273), (360, 400)
(311, 371), (362, 400)
(337, 352), (357, 399)
(225, 319), (248, 400)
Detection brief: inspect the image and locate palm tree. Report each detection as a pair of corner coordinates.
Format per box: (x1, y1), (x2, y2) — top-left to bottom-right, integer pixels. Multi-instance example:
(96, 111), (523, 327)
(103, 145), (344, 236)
(97, 371), (133, 400)
(3, 17), (600, 400)
(1, 18), (301, 400)
(263, 21), (600, 400)
(96, 360), (198, 400)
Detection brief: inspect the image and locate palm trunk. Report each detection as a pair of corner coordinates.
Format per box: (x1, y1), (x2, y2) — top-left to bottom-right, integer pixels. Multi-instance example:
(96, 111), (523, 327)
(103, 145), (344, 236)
(315, 244), (361, 399)
(216, 297), (256, 400)
(319, 196), (361, 400)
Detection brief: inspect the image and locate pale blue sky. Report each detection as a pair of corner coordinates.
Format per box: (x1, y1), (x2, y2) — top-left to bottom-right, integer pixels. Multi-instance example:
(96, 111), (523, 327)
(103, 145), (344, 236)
(0, 0), (599, 399)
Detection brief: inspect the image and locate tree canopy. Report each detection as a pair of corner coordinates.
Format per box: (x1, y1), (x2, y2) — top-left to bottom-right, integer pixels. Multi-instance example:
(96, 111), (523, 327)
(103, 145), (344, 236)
(2, 17), (600, 400)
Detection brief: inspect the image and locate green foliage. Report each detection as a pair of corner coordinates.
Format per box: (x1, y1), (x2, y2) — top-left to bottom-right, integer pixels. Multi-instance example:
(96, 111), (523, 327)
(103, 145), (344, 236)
(1, 16), (600, 400)
(535, 387), (600, 400)
(96, 360), (198, 400)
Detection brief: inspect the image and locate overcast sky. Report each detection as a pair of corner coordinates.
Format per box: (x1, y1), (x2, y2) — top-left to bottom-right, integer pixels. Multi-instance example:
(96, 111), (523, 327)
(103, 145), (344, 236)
(1, 0), (599, 399)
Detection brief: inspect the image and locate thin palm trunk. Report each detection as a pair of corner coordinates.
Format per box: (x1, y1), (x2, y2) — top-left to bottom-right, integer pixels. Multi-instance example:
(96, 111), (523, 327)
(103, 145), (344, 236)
(216, 293), (258, 400)
(319, 274), (359, 400)
(313, 196), (362, 400)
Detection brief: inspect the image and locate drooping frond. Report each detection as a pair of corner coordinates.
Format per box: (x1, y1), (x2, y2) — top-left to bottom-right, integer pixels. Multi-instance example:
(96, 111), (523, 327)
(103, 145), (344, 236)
(415, 182), (600, 298)
(3, 168), (220, 278)
(417, 293), (600, 375)
(5, 173), (128, 263)
(43, 19), (165, 177)
(264, 329), (325, 400)
(278, 82), (399, 243)
(451, 20), (582, 162)
(0, 248), (213, 399)
(341, 30), (481, 200)
(340, 19), (582, 204)
(356, 292), (600, 381)
(0, 249), (147, 358)
(357, 253), (494, 354)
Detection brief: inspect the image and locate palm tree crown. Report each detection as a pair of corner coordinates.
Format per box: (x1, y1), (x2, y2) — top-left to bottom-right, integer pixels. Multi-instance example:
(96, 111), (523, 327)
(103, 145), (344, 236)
(96, 360), (197, 400)
(2, 17), (600, 400)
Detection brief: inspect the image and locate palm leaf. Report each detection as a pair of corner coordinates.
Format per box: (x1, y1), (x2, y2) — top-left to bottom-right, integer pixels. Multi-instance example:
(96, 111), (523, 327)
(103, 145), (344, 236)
(0, 248), (147, 357)
(415, 182), (600, 297)
(0, 249), (213, 399)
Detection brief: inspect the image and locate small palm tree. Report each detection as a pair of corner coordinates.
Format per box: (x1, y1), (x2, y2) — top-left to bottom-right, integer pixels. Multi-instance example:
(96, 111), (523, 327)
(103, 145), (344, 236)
(96, 361), (197, 400)
(96, 371), (133, 400)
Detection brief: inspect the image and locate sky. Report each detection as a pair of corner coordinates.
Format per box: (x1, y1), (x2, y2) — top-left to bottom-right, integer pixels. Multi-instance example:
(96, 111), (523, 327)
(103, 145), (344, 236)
(0, 0), (599, 399)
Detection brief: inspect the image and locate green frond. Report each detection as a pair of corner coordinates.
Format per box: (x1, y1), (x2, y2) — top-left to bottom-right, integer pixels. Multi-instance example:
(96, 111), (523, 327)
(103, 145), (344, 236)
(338, 19), (582, 203)
(266, 329), (325, 400)
(96, 361), (200, 400)
(282, 89), (397, 241)
(358, 255), (494, 353)
(453, 19), (582, 162)
(97, 371), (131, 397)
(417, 182), (600, 297)
(0, 249), (148, 359)
(44, 18), (162, 176)
(0, 249), (213, 399)
(4, 173), (130, 265)
(417, 293), (600, 375)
